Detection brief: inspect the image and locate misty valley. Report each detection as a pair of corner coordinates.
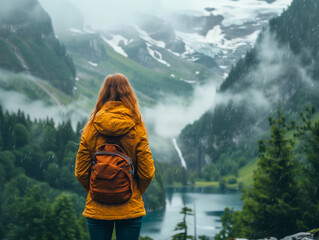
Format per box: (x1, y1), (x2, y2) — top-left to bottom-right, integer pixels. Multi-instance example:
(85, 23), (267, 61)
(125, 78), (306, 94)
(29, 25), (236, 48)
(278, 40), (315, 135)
(0, 0), (319, 239)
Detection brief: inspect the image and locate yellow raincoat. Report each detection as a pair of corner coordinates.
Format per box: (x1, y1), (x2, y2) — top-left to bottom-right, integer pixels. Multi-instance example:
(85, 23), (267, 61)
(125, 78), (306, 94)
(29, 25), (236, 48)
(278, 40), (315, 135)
(75, 101), (155, 220)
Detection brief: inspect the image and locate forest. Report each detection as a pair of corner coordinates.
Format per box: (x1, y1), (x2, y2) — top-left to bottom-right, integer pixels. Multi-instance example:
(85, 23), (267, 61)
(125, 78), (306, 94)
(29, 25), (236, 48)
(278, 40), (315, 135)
(1, 0), (319, 239)
(2, 104), (317, 240)
(215, 106), (319, 239)
(178, 0), (319, 188)
(0, 105), (165, 239)
(0, 0), (76, 94)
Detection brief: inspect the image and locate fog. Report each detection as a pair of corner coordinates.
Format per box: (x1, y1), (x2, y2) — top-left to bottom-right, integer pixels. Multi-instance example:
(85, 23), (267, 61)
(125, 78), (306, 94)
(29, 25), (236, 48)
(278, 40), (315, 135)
(143, 27), (318, 139)
(39, 0), (292, 31)
(39, 0), (161, 30)
(206, 28), (317, 130)
(0, 85), (89, 129)
(0, 28), (312, 140)
(238, 29), (314, 105)
(142, 31), (277, 138)
(1, 0), (300, 139)
(1, 0), (47, 21)
(143, 81), (218, 138)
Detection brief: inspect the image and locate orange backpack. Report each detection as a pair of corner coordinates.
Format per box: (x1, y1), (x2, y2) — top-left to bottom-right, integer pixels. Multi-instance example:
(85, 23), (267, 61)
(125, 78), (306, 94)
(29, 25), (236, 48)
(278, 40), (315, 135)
(90, 144), (134, 204)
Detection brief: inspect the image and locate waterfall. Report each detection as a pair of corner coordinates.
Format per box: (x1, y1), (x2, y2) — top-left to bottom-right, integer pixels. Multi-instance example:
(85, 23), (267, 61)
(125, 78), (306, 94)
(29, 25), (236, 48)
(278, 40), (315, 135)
(172, 138), (187, 169)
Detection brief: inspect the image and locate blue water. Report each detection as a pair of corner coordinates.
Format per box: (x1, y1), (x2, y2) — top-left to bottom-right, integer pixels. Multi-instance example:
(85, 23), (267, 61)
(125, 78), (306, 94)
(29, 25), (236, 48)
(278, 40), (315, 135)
(141, 188), (243, 240)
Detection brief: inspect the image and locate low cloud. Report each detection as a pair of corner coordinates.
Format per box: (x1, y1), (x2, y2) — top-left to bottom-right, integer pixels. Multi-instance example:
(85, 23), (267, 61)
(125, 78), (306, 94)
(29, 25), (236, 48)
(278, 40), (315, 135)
(144, 28), (318, 139)
(0, 29), (316, 141)
(216, 29), (315, 112)
(61, 0), (161, 29)
(0, 88), (89, 129)
(143, 81), (218, 138)
(142, 32), (283, 139)
(0, 0), (50, 23)
(38, 0), (292, 31)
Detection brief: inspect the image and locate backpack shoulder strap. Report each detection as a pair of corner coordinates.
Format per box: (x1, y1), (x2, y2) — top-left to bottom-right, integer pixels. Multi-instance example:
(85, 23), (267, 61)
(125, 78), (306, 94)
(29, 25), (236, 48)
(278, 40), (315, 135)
(93, 150), (134, 175)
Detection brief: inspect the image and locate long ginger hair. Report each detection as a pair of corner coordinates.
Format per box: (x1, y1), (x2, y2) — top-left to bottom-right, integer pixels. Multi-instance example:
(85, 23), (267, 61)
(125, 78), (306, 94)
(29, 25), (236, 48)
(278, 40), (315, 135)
(88, 73), (142, 125)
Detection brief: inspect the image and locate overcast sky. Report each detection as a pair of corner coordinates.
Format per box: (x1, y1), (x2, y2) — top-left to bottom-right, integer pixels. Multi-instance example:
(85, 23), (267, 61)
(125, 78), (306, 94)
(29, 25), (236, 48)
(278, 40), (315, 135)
(40, 0), (212, 30)
(39, 0), (292, 31)
(66, 0), (166, 28)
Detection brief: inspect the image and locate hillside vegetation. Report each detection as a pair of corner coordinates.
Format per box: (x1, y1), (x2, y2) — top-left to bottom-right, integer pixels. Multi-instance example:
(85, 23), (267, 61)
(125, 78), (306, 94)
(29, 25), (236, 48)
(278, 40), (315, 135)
(215, 106), (319, 239)
(0, 0), (76, 95)
(178, 0), (319, 184)
(62, 32), (221, 106)
(0, 106), (166, 239)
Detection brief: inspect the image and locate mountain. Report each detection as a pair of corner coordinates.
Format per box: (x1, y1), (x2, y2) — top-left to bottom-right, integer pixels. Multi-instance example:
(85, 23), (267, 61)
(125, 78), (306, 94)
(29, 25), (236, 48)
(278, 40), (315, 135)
(163, 0), (293, 74)
(0, 0), (294, 163)
(39, 0), (84, 35)
(20, 0), (294, 113)
(94, 0), (292, 75)
(40, 0), (293, 80)
(220, 0), (319, 92)
(9, 0), (293, 172)
(45, 0), (293, 104)
(0, 0), (76, 95)
(61, 30), (212, 106)
(178, 0), (319, 179)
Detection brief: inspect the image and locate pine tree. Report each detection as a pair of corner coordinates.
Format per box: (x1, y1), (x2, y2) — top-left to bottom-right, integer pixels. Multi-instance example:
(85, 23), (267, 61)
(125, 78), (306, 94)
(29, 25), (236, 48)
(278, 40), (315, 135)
(52, 193), (77, 240)
(13, 123), (30, 148)
(2, 112), (15, 150)
(4, 185), (48, 240)
(234, 109), (301, 238)
(214, 208), (241, 240)
(0, 105), (3, 148)
(74, 217), (90, 240)
(39, 125), (57, 152)
(293, 106), (319, 229)
(172, 206), (194, 240)
(15, 143), (44, 180)
(56, 120), (74, 167)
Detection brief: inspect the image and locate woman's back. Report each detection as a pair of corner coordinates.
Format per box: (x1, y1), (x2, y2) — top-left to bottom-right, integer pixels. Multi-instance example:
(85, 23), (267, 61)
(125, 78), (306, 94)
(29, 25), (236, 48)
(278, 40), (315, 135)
(75, 74), (155, 240)
(76, 101), (155, 220)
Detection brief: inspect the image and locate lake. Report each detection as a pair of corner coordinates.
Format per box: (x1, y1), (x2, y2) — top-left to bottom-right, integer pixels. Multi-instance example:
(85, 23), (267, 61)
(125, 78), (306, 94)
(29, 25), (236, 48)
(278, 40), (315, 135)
(141, 187), (243, 240)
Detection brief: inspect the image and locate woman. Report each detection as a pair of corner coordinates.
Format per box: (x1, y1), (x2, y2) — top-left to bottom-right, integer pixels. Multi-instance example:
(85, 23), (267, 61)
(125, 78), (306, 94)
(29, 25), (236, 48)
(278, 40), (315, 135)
(75, 73), (155, 240)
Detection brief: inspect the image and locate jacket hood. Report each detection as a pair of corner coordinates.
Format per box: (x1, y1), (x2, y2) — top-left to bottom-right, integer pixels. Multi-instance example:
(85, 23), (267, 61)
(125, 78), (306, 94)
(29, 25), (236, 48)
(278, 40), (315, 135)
(93, 101), (136, 136)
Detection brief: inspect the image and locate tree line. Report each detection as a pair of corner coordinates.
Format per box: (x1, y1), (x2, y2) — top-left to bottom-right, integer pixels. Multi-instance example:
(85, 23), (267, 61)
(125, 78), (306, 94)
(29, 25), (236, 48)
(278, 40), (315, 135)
(215, 106), (319, 239)
(178, 0), (319, 186)
(0, 105), (165, 239)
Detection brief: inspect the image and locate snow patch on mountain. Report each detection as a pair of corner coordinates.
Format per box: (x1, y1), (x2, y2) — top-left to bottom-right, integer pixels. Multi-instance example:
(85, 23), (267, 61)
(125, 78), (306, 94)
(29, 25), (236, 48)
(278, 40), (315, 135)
(135, 26), (166, 48)
(168, 0), (292, 26)
(167, 49), (180, 57)
(176, 26), (259, 59)
(56, 0), (293, 73)
(182, 79), (196, 84)
(101, 35), (129, 57)
(205, 25), (223, 44)
(163, 0), (293, 70)
(146, 43), (171, 67)
(88, 61), (98, 67)
(70, 28), (84, 34)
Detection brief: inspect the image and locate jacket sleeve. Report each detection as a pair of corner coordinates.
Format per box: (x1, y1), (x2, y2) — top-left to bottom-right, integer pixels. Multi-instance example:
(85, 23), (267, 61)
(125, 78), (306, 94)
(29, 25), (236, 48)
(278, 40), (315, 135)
(136, 126), (155, 194)
(75, 135), (92, 192)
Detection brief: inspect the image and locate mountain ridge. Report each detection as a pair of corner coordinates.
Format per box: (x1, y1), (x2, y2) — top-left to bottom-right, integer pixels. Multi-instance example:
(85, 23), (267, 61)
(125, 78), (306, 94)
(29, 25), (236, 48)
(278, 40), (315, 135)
(178, 0), (319, 181)
(0, 0), (76, 95)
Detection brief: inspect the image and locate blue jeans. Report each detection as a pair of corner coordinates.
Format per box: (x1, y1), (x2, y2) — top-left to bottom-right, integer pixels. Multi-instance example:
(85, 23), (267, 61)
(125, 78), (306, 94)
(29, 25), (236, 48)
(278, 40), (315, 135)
(87, 217), (143, 240)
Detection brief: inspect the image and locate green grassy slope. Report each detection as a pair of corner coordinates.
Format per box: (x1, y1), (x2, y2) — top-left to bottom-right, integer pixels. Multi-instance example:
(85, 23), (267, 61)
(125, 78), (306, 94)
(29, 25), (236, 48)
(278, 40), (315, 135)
(235, 110), (319, 187)
(238, 158), (258, 186)
(0, 70), (71, 105)
(0, 0), (76, 95)
(63, 33), (222, 107)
